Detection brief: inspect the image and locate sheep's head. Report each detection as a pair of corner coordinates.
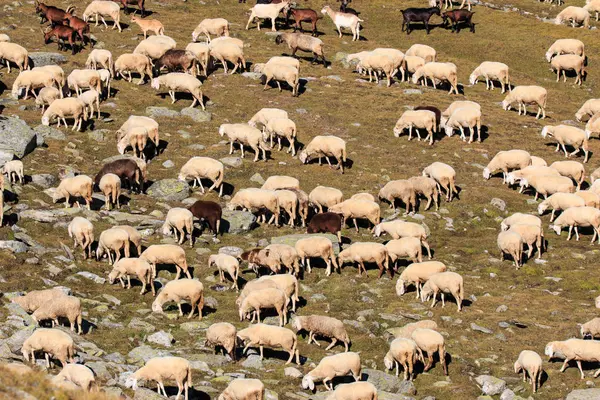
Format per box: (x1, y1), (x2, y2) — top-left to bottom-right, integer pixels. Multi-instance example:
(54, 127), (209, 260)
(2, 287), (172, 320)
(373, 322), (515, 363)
(519, 178), (529, 189)
(290, 317), (301, 331)
(505, 173), (516, 186)
(107, 270), (118, 284)
(52, 189), (64, 204)
(537, 202), (548, 215)
(150, 78), (160, 90)
(395, 279), (406, 296)
(124, 376), (138, 390)
(275, 35), (283, 45)
(177, 173), (187, 182)
(161, 223), (172, 237)
(420, 282), (433, 302)
(320, 6), (329, 14)
(116, 140), (127, 155)
(252, 63), (265, 74)
(298, 151), (309, 164)
(501, 99), (510, 111)
(383, 353), (394, 370)
(41, 115), (51, 126)
(585, 129), (592, 140)
(373, 223), (382, 237)
(411, 74), (420, 84)
(544, 342), (555, 358)
(468, 73), (477, 86)
(95, 246), (105, 261)
(443, 125), (453, 137)
(575, 111), (585, 122)
(545, 51), (553, 63)
(550, 223), (561, 236)
(151, 297), (164, 313)
(554, 17), (562, 25)
(513, 360), (522, 374)
(482, 168), (491, 180)
(218, 124), (227, 137)
(301, 375), (315, 391)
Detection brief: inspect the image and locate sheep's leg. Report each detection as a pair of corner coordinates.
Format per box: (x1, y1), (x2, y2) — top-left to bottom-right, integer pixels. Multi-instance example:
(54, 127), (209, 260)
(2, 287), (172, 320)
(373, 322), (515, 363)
(561, 143), (568, 158)
(325, 338), (338, 351)
(574, 226), (580, 241)
(353, 218), (359, 233)
(567, 225), (573, 240)
(576, 360), (585, 379)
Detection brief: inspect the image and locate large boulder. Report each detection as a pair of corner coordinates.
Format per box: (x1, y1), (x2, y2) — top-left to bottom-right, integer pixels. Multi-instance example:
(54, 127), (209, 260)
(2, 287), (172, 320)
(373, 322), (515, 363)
(221, 210), (257, 234)
(34, 125), (66, 141)
(0, 241), (28, 253)
(0, 117), (40, 158)
(567, 389), (600, 400)
(475, 375), (506, 396)
(28, 52), (67, 67)
(271, 233), (340, 254)
(362, 368), (404, 392)
(147, 179), (190, 202)
(180, 108), (212, 122)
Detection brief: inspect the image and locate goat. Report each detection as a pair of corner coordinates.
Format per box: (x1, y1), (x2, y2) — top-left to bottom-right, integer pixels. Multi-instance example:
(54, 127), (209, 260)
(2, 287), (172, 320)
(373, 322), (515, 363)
(442, 10), (474, 33)
(401, 7), (440, 35)
(63, 13), (90, 44)
(189, 200), (222, 236)
(35, 1), (72, 26)
(288, 8), (321, 36)
(113, 0), (145, 16)
(154, 50), (196, 75)
(42, 26), (79, 55)
(94, 159), (142, 193)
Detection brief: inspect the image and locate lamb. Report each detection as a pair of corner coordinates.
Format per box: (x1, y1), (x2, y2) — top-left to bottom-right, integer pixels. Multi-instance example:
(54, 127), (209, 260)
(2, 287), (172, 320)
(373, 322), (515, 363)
(117, 126), (148, 160)
(12, 289), (67, 313)
(78, 89), (101, 119)
(581, 317), (600, 339)
(229, 188), (279, 225)
(126, 357), (191, 400)
(83, 0), (122, 31)
(520, 174), (575, 200)
(52, 175), (93, 209)
(141, 244), (190, 279)
(405, 43), (436, 63)
(378, 180), (416, 213)
(325, 382), (377, 400)
(31, 296), (82, 334)
(576, 98), (600, 121)
(411, 328), (448, 375)
(309, 186), (344, 213)
(545, 338), (600, 379)
(151, 73), (205, 110)
(469, 61), (511, 93)
(41, 97), (87, 131)
(422, 162), (458, 201)
(295, 235), (338, 275)
(54, 364), (96, 392)
(0, 42), (28, 73)
(393, 110), (437, 145)
(373, 220), (431, 258)
(209, 41), (246, 74)
(514, 350), (543, 393)
(114, 53), (153, 85)
(131, 15), (164, 39)
(275, 32), (327, 66)
(396, 261), (447, 298)
(192, 18), (229, 42)
(542, 125), (589, 163)
(539, 193), (585, 221)
(177, 157), (224, 197)
(550, 160), (586, 189)
(254, 62), (299, 97)
(11, 70), (56, 100)
(264, 118), (297, 155)
(218, 379), (264, 400)
(96, 228), (130, 264)
(384, 338), (417, 380)
(206, 322), (237, 360)
(338, 242), (390, 278)
(551, 54), (586, 85)
(501, 213), (542, 231)
(502, 85), (547, 119)
(546, 39), (585, 62)
(302, 352), (361, 391)
(152, 279), (204, 320)
(412, 62), (459, 95)
(21, 328), (75, 368)
(497, 230), (524, 268)
(219, 124), (268, 162)
(108, 257), (155, 295)
(239, 287), (288, 326)
(261, 175), (300, 190)
(329, 199), (380, 233)
(185, 42), (210, 76)
(292, 315), (350, 352)
(35, 87), (60, 113)
(420, 271), (464, 311)
(388, 320), (438, 339)
(555, 6), (590, 28)
(550, 206), (600, 243)
(99, 173), (121, 211)
(321, 5), (362, 40)
(408, 175), (439, 210)
(237, 323), (299, 364)
(116, 115), (159, 156)
(444, 107), (482, 143)
(440, 100), (481, 126)
(162, 208), (194, 247)
(386, 237), (423, 266)
(482, 150), (532, 183)
(208, 254), (239, 290)
(85, 49), (114, 76)
(2, 160), (23, 184)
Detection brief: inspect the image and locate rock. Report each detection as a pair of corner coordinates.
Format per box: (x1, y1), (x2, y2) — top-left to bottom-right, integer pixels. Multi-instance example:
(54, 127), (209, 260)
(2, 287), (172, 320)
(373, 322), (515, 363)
(220, 157), (243, 168)
(566, 389), (600, 400)
(250, 173), (265, 185)
(490, 198), (506, 211)
(241, 72), (262, 80)
(271, 234), (340, 254)
(500, 389), (516, 400)
(284, 367), (303, 378)
(180, 108), (212, 122)
(241, 354), (263, 369)
(88, 129), (110, 142)
(265, 389), (279, 400)
(219, 246), (243, 257)
(471, 323), (493, 334)
(0, 150), (14, 166)
(128, 317), (157, 332)
(3, 325), (35, 352)
(322, 75), (344, 82)
(145, 107), (180, 118)
(363, 368), (403, 392)
(162, 160), (175, 168)
(127, 345), (171, 364)
(222, 210), (257, 234)
(398, 380), (417, 395)
(147, 331), (174, 347)
(30, 174), (57, 189)
(475, 375), (507, 396)
(20, 209), (58, 223)
(147, 179), (190, 202)
(334, 52), (349, 62)
(403, 89), (423, 95)
(29, 52), (67, 67)
(0, 117), (39, 158)
(133, 388), (164, 400)
(33, 125), (66, 141)
(496, 305), (508, 313)
(77, 271), (106, 284)
(0, 241), (28, 253)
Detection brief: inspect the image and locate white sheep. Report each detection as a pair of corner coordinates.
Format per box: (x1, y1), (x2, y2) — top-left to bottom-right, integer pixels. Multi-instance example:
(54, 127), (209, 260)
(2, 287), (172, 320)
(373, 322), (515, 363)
(185, 42), (210, 76)
(96, 228), (130, 264)
(412, 62), (459, 95)
(178, 157), (223, 196)
(218, 379), (264, 400)
(520, 174), (575, 200)
(0, 42), (28, 73)
(254, 62), (299, 97)
(11, 69), (56, 100)
(531, 156), (548, 167)
(108, 257), (155, 295)
(393, 110), (437, 145)
(219, 123), (268, 162)
(576, 190), (600, 208)
(546, 39), (585, 62)
(440, 100), (481, 126)
(576, 98), (600, 121)
(162, 207), (194, 247)
(501, 213), (542, 231)
(444, 107), (482, 143)
(555, 6), (590, 28)
(502, 85), (547, 119)
(54, 363), (96, 392)
(141, 244), (190, 279)
(422, 162), (458, 201)
(378, 179), (416, 214)
(31, 295), (82, 334)
(374, 220), (431, 258)
(1, 160), (23, 184)
(77, 89), (101, 120)
(581, 317), (600, 339)
(539, 192), (585, 221)
(497, 230), (524, 268)
(338, 242), (390, 278)
(542, 124), (589, 163)
(237, 323), (300, 364)
(83, 0), (122, 31)
(405, 44), (436, 63)
(209, 41), (246, 74)
(390, 321), (438, 339)
(35, 87), (60, 113)
(295, 236), (338, 275)
(52, 175), (93, 209)
(420, 271), (464, 311)
(384, 338), (417, 380)
(67, 217), (94, 259)
(117, 126), (148, 160)
(551, 54), (586, 85)
(469, 61), (511, 93)
(114, 225), (143, 256)
(351, 192), (375, 202)
(321, 6), (363, 41)
(357, 53), (396, 87)
(97, 69), (112, 97)
(86, 49), (114, 75)
(21, 328), (75, 368)
(483, 150), (531, 183)
(264, 118), (297, 155)
(329, 199), (380, 233)
(192, 18), (229, 42)
(545, 338), (600, 379)
(396, 261), (446, 298)
(325, 382), (377, 400)
(302, 352), (361, 391)
(41, 97), (87, 131)
(246, 1), (290, 31)
(208, 253), (239, 290)
(551, 206), (600, 243)
(585, 0), (600, 20)
(411, 328), (448, 375)
(514, 350), (543, 393)
(126, 357), (191, 400)
(247, 246), (301, 278)
(99, 173), (121, 211)
(385, 237), (423, 266)
(67, 69), (102, 96)
(12, 289), (67, 313)
(373, 48), (406, 80)
(585, 113), (600, 141)
(114, 53), (153, 85)
(151, 73), (205, 110)
(152, 279), (204, 320)
(206, 322), (237, 360)
(239, 287), (288, 326)
(229, 188), (279, 225)
(292, 315), (350, 352)
(0, 34), (9, 42)
(550, 160), (585, 189)
(261, 175), (300, 191)
(300, 135), (347, 173)
(506, 166), (561, 190)
(116, 115), (159, 156)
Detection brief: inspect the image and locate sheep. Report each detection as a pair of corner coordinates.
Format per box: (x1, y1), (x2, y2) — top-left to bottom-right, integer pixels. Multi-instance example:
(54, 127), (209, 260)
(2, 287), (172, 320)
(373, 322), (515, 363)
(67, 69), (102, 96)
(542, 125), (589, 163)
(114, 225), (143, 256)
(274, 189), (299, 226)
(85, 49), (114, 76)
(126, 357), (191, 400)
(246, 1), (291, 31)
(555, 6), (590, 28)
(403, 55), (426, 81)
(292, 315), (350, 352)
(209, 41), (246, 74)
(357, 53), (396, 87)
(35, 87), (60, 113)
(133, 38), (177, 64)
(422, 162), (458, 202)
(378, 180), (416, 214)
(551, 54), (586, 85)
(108, 257), (155, 295)
(411, 328), (448, 375)
(576, 190), (600, 207)
(52, 175), (93, 209)
(295, 235), (338, 275)
(506, 166), (561, 190)
(440, 100), (480, 126)
(546, 39), (585, 62)
(254, 62), (299, 97)
(83, 0), (122, 31)
(177, 157), (224, 197)
(502, 85), (547, 119)
(585, 0), (600, 20)
(116, 115), (159, 156)
(209, 36), (244, 50)
(151, 73), (205, 110)
(237, 323), (299, 364)
(300, 136), (348, 173)
(11, 70), (56, 100)
(162, 208), (194, 247)
(185, 42), (210, 76)
(329, 199), (380, 233)
(531, 156), (548, 167)
(31, 295), (82, 334)
(325, 382), (377, 400)
(389, 320), (438, 339)
(302, 352), (361, 391)
(98, 173), (121, 211)
(384, 338), (418, 380)
(0, 34), (9, 42)
(29, 65), (65, 93)
(96, 228), (130, 264)
(444, 107), (482, 143)
(539, 193), (585, 221)
(266, 56), (301, 71)
(372, 48), (406, 80)
(338, 242), (390, 278)
(275, 33), (327, 66)
(374, 220), (431, 258)
(206, 322), (237, 360)
(229, 188), (279, 225)
(131, 15), (164, 39)
(1, 160), (23, 185)
(208, 254), (239, 290)
(218, 379), (264, 400)
(78, 89), (101, 120)
(54, 364), (96, 392)
(12, 289), (67, 313)
(248, 108), (289, 131)
(219, 124), (268, 162)
(412, 62), (459, 95)
(550, 160), (586, 189)
(290, 188), (310, 227)
(576, 98), (600, 122)
(152, 279), (204, 320)
(309, 186), (344, 213)
(189, 200), (222, 236)
(351, 192), (375, 202)
(237, 273), (299, 312)
(483, 150), (531, 183)
(551, 206), (600, 243)
(581, 317), (600, 339)
(408, 176), (439, 211)
(545, 338), (600, 379)
(393, 110), (437, 145)
(21, 328), (75, 368)
(244, 246), (300, 276)
(114, 53), (153, 85)
(396, 261), (446, 298)
(239, 287), (288, 326)
(469, 61), (511, 93)
(385, 237), (423, 266)
(584, 113), (600, 142)
(405, 44), (436, 63)
(67, 217), (94, 259)
(497, 230), (524, 268)
(0, 42), (28, 73)
(420, 271), (464, 311)
(514, 350), (543, 393)
(141, 244), (190, 279)
(261, 175), (300, 191)
(117, 126), (148, 160)
(321, 5), (363, 40)
(264, 118), (297, 155)
(192, 18), (229, 42)
(41, 97), (87, 131)
(520, 174), (575, 200)
(501, 213), (542, 231)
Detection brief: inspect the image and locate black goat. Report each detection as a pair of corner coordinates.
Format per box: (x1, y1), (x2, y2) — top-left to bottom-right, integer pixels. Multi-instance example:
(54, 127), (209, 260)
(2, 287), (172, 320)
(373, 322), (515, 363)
(401, 7), (440, 35)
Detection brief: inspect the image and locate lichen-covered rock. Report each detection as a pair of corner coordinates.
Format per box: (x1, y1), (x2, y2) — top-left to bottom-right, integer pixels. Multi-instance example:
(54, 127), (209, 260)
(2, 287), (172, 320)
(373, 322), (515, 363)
(220, 157), (243, 168)
(0, 241), (28, 253)
(363, 368), (404, 392)
(147, 331), (174, 347)
(271, 234), (340, 254)
(127, 345), (171, 364)
(180, 108), (212, 122)
(30, 174), (57, 189)
(566, 389), (600, 400)
(145, 107), (180, 118)
(29, 52), (67, 67)
(0, 117), (39, 158)
(222, 210), (257, 234)
(147, 179), (190, 202)
(475, 375), (506, 396)
(88, 129), (111, 142)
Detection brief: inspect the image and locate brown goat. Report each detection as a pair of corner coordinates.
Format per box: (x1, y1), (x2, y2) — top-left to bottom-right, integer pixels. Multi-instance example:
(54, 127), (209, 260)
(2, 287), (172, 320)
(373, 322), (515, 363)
(155, 50), (196, 75)
(35, 1), (72, 25)
(189, 200), (222, 236)
(307, 212), (342, 243)
(63, 14), (90, 44)
(113, 0), (145, 16)
(42, 25), (79, 55)
(288, 8), (321, 36)
(94, 159), (141, 193)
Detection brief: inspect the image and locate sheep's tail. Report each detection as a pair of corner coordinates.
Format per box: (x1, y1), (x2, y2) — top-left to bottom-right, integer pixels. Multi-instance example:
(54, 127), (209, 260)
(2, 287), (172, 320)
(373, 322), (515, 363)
(109, 54), (114, 76)
(23, 55), (29, 71)
(215, 168), (223, 189)
(342, 146), (347, 163)
(68, 223), (73, 238)
(294, 277), (299, 301)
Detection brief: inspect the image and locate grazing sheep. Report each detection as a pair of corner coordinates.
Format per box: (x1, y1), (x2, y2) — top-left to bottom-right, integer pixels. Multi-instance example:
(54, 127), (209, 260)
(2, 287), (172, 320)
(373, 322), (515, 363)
(67, 217), (94, 259)
(276, 32), (327, 66)
(576, 98), (600, 121)
(411, 328), (448, 375)
(356, 53), (396, 87)
(531, 156), (548, 167)
(151, 73), (205, 110)
(237, 273), (299, 311)
(374, 220), (431, 258)
(325, 382), (378, 400)
(581, 317), (600, 339)
(550, 206), (600, 243)
(306, 212), (343, 242)
(555, 6), (590, 28)
(393, 110), (437, 145)
(83, 0), (121, 31)
(539, 193), (585, 221)
(152, 279), (204, 320)
(585, 0), (600, 20)
(117, 126), (148, 160)
(22, 328), (75, 368)
(0, 34), (8, 42)
(54, 364), (96, 392)
(239, 287), (288, 326)
(218, 379), (264, 400)
(209, 41), (246, 74)
(115, 53), (153, 85)
(126, 357), (191, 400)
(162, 207), (194, 247)
(406, 44), (436, 63)
(261, 175), (300, 190)
(520, 175), (575, 200)
(131, 16), (164, 39)
(542, 125), (589, 163)
(246, 1), (291, 31)
(77, 89), (101, 120)
(41, 98), (87, 131)
(378, 179), (416, 213)
(545, 338), (600, 379)
(86, 49), (114, 75)
(576, 190), (600, 208)
(229, 188), (279, 225)
(551, 54), (586, 85)
(483, 150), (531, 183)
(0, 42), (29, 73)
(219, 124), (268, 162)
(189, 200), (222, 236)
(192, 18), (229, 42)
(389, 320), (438, 339)
(12, 289), (67, 313)
(309, 186), (344, 213)
(469, 61), (511, 93)
(550, 160), (585, 189)
(292, 315), (350, 352)
(113, 225), (143, 256)
(514, 350), (543, 393)
(412, 62), (459, 95)
(32, 295), (82, 334)
(444, 107), (482, 143)
(98, 173), (121, 211)
(67, 69), (102, 96)
(497, 230), (523, 268)
(384, 338), (418, 380)
(295, 235), (338, 275)
(302, 352), (361, 391)
(35, 87), (60, 113)
(237, 323), (300, 364)
(338, 242), (390, 278)
(403, 55), (426, 81)
(420, 271), (464, 311)
(440, 100), (480, 126)
(185, 42), (210, 76)
(300, 135), (347, 173)
(422, 162), (458, 201)
(506, 166), (561, 190)
(396, 261), (446, 298)
(134, 36), (176, 61)
(329, 199), (380, 233)
(109, 257), (155, 295)
(585, 113), (600, 140)
(254, 62), (299, 97)
(409, 175), (439, 211)
(208, 254), (239, 290)
(96, 228), (130, 264)
(206, 322), (237, 360)
(501, 213), (542, 231)
(502, 85), (547, 119)
(53, 175), (93, 209)
(248, 108), (289, 131)
(546, 39), (585, 62)
(11, 70), (56, 100)
(264, 118), (298, 155)
(386, 237), (423, 266)
(321, 6), (363, 41)
(274, 189), (299, 226)
(141, 244), (190, 279)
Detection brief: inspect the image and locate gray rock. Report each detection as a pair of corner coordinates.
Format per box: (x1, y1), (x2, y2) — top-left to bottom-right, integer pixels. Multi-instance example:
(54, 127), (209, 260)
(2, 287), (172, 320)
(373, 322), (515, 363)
(162, 160), (175, 168)
(284, 367), (303, 378)
(403, 89), (423, 95)
(475, 375), (507, 396)
(133, 388), (164, 400)
(127, 345), (171, 364)
(220, 157), (243, 168)
(322, 75), (344, 82)
(222, 210), (257, 234)
(30, 174), (57, 189)
(76, 271), (106, 284)
(0, 117), (39, 158)
(3, 325), (35, 352)
(180, 108), (212, 122)
(250, 173), (265, 185)
(4, 303), (35, 326)
(500, 389), (515, 400)
(128, 317), (157, 332)
(567, 389), (600, 400)
(29, 52), (67, 67)
(219, 246), (243, 257)
(180, 321), (211, 332)
(0, 150), (14, 165)
(147, 331), (174, 347)
(363, 368), (403, 392)
(241, 72), (262, 80)
(398, 380), (417, 395)
(271, 234), (340, 254)
(0, 241), (28, 253)
(88, 129), (110, 142)
(147, 179), (190, 202)
(471, 323), (493, 334)
(145, 107), (180, 118)
(496, 305), (508, 313)
(241, 354), (263, 369)
(265, 390), (279, 400)
(490, 198), (506, 211)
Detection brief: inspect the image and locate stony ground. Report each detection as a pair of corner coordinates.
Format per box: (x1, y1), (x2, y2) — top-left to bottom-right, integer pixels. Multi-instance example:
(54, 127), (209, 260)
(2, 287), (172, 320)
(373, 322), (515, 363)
(1, 0), (600, 399)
